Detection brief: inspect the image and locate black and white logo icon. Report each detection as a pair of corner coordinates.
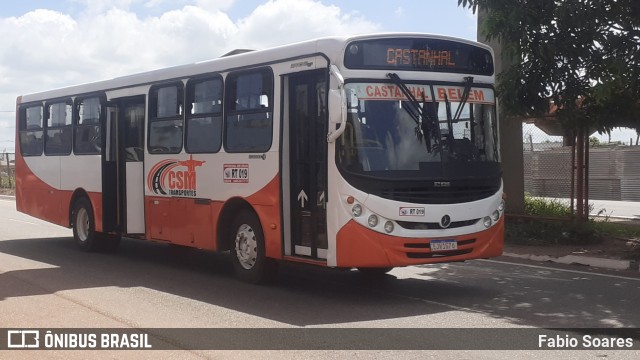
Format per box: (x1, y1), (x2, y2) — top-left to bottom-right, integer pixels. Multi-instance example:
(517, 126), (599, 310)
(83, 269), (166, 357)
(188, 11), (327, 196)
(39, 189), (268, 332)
(440, 215), (451, 229)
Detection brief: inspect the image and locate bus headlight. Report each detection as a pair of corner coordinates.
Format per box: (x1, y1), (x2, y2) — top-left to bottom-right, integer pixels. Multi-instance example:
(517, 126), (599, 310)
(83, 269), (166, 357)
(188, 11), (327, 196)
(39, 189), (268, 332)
(491, 210), (500, 222)
(368, 214), (379, 227)
(352, 204), (363, 217)
(384, 221), (394, 233)
(498, 199), (505, 212)
(483, 216), (492, 228)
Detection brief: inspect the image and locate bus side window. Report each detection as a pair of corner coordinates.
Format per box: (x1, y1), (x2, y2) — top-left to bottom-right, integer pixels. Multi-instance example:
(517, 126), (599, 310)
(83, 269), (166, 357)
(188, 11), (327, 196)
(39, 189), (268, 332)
(185, 76), (223, 154)
(45, 101), (73, 156)
(75, 97), (103, 155)
(148, 83), (184, 154)
(18, 105), (44, 156)
(224, 69), (273, 153)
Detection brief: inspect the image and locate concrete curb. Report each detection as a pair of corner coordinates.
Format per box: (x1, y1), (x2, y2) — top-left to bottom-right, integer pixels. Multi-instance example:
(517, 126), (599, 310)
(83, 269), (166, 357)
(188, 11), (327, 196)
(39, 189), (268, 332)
(0, 195), (16, 201)
(503, 252), (637, 271)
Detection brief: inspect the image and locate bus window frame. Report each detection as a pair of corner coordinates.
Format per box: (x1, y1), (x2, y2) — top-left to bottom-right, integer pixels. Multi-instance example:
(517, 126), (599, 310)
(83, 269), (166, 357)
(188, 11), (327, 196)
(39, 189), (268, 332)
(223, 67), (274, 154)
(185, 74), (224, 154)
(44, 98), (74, 156)
(18, 103), (45, 157)
(74, 94), (106, 156)
(148, 82), (185, 155)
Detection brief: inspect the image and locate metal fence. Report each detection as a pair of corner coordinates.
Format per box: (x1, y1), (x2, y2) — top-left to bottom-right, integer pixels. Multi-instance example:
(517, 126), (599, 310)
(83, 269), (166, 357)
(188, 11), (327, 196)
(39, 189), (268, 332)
(1, 152), (15, 189)
(522, 125), (640, 201)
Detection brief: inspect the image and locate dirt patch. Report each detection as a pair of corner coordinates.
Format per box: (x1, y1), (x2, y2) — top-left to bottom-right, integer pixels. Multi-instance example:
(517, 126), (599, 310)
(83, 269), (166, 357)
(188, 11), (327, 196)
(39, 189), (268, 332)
(506, 236), (640, 261)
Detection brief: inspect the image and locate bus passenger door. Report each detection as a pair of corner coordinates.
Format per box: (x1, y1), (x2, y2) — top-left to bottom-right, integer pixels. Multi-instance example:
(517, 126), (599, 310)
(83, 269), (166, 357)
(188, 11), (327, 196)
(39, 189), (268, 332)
(284, 70), (328, 260)
(104, 97), (146, 234)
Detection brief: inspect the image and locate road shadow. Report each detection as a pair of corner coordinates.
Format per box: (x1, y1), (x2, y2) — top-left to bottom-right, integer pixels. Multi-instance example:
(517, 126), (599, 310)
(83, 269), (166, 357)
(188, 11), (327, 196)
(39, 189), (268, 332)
(0, 236), (638, 328)
(0, 236), (495, 326)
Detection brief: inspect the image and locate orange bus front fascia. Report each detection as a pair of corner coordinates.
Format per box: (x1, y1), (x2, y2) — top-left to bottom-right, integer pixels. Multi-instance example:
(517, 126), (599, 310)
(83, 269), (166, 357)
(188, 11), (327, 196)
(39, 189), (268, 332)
(336, 217), (504, 268)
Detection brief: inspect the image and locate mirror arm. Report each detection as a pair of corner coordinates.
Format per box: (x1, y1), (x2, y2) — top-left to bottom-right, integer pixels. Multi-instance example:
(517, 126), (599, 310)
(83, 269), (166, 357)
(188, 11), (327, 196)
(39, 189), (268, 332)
(327, 65), (347, 143)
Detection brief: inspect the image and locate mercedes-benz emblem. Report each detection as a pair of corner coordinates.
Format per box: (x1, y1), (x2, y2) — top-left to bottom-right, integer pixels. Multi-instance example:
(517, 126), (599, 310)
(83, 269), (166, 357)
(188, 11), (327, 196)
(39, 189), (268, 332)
(440, 215), (451, 229)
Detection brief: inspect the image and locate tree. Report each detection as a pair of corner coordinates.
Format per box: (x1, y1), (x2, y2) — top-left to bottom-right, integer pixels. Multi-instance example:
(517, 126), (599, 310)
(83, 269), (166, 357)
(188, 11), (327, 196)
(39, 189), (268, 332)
(458, 0), (640, 133)
(459, 0), (639, 226)
(588, 136), (600, 147)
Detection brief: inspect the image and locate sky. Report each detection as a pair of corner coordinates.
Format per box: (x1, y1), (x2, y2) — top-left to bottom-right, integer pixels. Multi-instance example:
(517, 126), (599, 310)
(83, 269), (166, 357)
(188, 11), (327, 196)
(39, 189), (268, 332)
(0, 0), (635, 152)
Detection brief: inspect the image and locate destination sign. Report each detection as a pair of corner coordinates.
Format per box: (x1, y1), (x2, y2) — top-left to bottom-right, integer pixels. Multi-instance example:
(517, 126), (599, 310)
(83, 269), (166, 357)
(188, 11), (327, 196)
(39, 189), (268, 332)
(344, 38), (494, 76)
(348, 83), (495, 104)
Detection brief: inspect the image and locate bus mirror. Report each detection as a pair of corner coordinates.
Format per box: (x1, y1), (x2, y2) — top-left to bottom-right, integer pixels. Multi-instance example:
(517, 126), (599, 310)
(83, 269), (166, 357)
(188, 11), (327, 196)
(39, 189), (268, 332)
(328, 65), (346, 143)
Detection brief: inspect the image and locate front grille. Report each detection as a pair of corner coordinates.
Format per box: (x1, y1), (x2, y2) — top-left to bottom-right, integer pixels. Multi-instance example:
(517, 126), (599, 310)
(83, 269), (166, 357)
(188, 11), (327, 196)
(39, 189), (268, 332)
(338, 163), (502, 205)
(380, 186), (497, 204)
(397, 219), (480, 230)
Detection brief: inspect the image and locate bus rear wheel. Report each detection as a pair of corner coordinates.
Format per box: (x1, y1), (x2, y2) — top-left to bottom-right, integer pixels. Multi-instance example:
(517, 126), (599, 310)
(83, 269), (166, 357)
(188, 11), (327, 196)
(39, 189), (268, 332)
(230, 210), (277, 284)
(72, 197), (121, 252)
(72, 197), (102, 252)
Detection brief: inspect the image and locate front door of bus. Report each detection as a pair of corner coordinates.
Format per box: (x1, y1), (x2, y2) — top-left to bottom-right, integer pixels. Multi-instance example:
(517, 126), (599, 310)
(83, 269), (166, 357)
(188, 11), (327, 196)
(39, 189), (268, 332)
(286, 70), (328, 260)
(104, 97), (145, 234)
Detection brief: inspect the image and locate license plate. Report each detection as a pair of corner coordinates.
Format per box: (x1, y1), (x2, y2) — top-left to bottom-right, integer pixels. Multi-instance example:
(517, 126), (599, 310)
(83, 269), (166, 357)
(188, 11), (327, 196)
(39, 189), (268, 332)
(430, 239), (458, 252)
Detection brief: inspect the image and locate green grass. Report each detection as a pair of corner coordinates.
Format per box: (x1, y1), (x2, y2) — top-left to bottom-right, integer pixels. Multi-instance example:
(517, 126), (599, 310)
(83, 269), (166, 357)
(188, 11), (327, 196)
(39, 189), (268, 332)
(523, 193), (572, 217)
(506, 195), (640, 245)
(589, 220), (640, 239)
(0, 174), (14, 189)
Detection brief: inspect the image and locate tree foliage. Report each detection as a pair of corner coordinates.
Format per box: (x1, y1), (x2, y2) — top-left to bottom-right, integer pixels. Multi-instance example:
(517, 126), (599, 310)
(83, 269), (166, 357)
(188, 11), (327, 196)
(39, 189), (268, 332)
(458, 0), (640, 132)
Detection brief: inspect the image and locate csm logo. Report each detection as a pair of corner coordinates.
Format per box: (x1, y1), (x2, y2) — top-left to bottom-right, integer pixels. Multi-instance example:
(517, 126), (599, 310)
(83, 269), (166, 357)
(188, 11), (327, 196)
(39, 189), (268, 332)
(7, 330), (40, 348)
(434, 181), (451, 188)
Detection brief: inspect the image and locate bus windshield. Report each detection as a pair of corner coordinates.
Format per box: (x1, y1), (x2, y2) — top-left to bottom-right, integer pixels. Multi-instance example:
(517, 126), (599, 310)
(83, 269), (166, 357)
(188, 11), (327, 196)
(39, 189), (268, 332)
(337, 82), (499, 177)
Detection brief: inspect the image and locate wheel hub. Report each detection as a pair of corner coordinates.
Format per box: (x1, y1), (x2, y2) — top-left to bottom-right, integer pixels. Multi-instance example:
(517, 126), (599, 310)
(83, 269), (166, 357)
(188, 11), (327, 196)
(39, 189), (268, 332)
(235, 224), (257, 270)
(77, 208), (90, 242)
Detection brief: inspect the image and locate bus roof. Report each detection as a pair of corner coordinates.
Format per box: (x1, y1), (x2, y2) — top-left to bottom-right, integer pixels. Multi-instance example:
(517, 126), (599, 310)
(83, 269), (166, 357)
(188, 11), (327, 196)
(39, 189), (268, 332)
(19, 32), (492, 104)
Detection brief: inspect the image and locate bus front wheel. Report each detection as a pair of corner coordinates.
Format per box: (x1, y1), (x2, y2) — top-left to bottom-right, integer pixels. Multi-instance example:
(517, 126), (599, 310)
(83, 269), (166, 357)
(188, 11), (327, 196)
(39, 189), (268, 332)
(230, 210), (277, 284)
(72, 197), (102, 252)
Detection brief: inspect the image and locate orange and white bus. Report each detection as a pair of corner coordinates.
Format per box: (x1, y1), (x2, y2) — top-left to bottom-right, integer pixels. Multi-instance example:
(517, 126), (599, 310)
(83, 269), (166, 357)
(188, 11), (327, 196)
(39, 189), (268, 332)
(15, 33), (504, 282)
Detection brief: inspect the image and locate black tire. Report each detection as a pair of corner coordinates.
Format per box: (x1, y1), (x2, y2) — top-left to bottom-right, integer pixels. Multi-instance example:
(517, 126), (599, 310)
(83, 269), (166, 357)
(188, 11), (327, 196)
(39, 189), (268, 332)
(357, 267), (394, 278)
(72, 197), (102, 252)
(230, 210), (277, 284)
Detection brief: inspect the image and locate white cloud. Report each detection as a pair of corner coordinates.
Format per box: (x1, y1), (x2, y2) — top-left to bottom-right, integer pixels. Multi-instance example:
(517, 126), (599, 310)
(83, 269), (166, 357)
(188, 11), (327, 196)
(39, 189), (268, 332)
(194, 0), (236, 12)
(0, 0), (379, 150)
(394, 7), (404, 18)
(234, 0), (378, 49)
(70, 0), (138, 14)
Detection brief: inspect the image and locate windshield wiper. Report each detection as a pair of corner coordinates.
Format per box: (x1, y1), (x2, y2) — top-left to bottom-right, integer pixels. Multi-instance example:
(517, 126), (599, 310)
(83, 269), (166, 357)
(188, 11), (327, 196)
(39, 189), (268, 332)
(387, 73), (439, 152)
(440, 76), (474, 159)
(453, 76), (474, 121)
(387, 73), (421, 126)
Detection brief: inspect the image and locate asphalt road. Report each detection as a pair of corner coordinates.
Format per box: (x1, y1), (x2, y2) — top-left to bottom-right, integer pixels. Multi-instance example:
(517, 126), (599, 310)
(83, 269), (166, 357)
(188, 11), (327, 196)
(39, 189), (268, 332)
(0, 197), (639, 359)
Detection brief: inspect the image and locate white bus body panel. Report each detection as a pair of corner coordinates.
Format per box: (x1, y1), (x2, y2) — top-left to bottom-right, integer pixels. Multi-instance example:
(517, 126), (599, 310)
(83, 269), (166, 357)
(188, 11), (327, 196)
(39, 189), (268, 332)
(126, 161), (145, 233)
